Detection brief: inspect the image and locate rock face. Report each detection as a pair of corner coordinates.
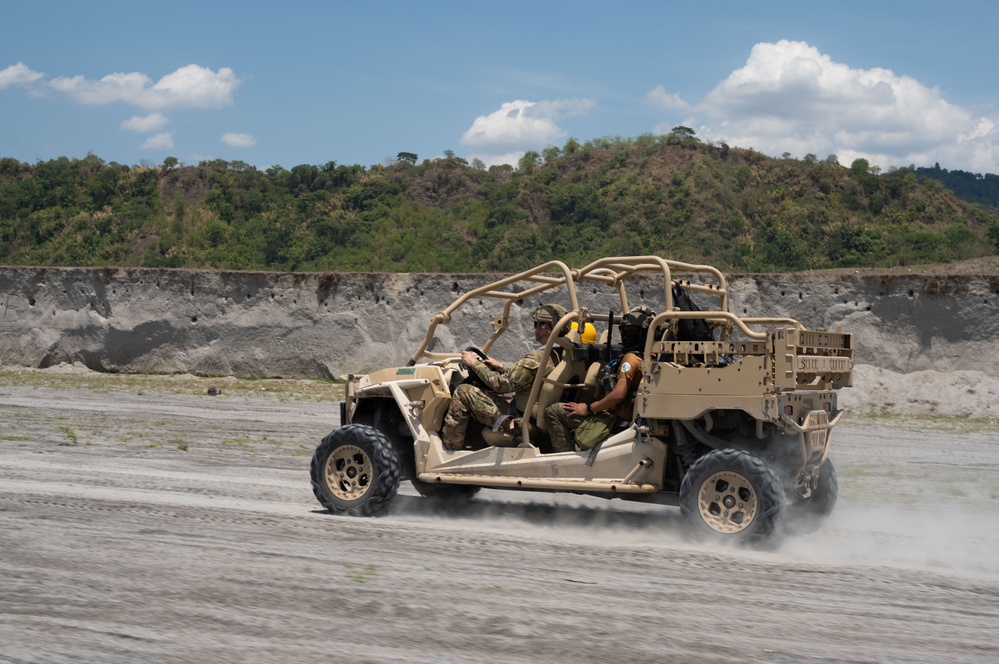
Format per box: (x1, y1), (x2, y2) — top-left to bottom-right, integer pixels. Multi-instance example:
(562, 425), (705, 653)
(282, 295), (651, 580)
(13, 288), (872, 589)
(2, 264), (998, 416)
(729, 272), (999, 378)
(0, 267), (524, 379)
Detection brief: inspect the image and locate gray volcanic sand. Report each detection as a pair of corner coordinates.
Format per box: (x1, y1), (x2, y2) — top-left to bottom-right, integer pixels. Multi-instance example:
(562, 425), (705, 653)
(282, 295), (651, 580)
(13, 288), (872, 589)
(1, 371), (997, 663)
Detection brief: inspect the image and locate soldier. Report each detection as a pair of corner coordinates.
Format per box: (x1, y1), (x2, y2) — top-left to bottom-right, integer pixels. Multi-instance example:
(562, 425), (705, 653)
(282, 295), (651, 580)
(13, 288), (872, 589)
(441, 303), (567, 450)
(544, 306), (655, 453)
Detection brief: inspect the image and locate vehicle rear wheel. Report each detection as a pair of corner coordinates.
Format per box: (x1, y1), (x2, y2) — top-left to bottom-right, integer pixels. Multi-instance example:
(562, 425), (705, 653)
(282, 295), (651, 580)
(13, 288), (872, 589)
(311, 424), (400, 516)
(789, 459), (838, 532)
(807, 458), (838, 516)
(679, 448), (785, 543)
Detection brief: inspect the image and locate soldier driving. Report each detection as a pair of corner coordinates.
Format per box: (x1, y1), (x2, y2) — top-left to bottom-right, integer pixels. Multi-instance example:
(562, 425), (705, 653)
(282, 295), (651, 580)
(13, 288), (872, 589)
(440, 303), (567, 450)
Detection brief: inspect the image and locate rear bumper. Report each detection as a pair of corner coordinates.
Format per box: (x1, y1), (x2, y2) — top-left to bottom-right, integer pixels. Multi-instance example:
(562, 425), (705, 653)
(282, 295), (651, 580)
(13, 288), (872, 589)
(783, 409), (842, 470)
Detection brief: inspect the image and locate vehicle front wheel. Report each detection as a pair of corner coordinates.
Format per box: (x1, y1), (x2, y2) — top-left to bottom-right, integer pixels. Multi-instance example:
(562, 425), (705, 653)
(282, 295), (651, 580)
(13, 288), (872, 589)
(679, 448), (785, 543)
(311, 424), (401, 516)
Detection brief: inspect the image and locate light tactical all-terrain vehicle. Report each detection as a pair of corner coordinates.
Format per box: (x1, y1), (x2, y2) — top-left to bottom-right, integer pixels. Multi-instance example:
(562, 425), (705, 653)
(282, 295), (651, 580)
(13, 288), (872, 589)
(311, 256), (853, 542)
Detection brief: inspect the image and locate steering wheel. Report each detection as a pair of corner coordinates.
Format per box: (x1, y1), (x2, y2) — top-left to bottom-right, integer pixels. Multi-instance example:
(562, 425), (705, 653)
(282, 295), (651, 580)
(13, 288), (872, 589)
(460, 346), (490, 388)
(463, 346), (488, 362)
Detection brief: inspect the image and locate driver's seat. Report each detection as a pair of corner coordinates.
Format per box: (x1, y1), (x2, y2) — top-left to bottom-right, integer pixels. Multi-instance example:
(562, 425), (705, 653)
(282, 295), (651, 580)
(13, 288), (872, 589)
(479, 351), (581, 446)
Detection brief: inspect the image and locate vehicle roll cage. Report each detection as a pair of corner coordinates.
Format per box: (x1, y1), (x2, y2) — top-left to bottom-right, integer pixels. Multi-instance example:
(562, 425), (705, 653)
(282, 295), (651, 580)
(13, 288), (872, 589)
(408, 255), (805, 368)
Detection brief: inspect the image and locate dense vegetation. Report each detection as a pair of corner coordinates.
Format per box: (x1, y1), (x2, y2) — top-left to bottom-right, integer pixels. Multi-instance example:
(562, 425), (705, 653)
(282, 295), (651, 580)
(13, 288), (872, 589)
(913, 163), (999, 210)
(2, 130), (998, 273)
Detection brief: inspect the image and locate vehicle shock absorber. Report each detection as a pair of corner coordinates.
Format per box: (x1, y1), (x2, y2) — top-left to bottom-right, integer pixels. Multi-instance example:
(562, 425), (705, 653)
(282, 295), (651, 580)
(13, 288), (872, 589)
(671, 420), (700, 471)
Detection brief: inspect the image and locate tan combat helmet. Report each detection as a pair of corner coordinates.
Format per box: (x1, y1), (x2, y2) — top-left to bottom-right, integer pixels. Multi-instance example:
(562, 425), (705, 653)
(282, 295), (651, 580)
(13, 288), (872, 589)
(531, 303), (568, 328)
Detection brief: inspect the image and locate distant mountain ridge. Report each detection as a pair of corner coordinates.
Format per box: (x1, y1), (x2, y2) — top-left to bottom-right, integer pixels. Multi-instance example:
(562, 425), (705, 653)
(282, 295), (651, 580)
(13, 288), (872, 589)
(913, 163), (999, 209)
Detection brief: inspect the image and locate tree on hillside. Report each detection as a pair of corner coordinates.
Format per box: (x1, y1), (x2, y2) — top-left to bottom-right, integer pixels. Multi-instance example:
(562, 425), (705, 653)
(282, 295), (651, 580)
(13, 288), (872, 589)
(666, 126), (698, 145)
(518, 151), (540, 173)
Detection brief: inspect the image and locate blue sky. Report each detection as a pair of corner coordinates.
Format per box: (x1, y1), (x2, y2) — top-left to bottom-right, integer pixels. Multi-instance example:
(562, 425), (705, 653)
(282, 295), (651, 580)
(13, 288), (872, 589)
(2, 1), (997, 174)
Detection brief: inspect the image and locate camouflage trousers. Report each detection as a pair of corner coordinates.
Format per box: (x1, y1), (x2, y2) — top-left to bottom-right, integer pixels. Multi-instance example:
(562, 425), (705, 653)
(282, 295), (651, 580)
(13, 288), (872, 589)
(441, 383), (511, 450)
(543, 402), (580, 452)
(543, 403), (618, 452)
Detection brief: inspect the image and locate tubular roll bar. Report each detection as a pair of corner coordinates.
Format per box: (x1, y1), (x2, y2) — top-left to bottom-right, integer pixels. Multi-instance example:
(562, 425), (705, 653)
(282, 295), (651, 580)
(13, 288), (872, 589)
(407, 255), (786, 372)
(409, 260), (577, 364)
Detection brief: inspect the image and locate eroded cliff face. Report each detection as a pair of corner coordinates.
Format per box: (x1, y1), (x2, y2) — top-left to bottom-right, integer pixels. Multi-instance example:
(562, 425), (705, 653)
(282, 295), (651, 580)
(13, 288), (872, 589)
(0, 268), (510, 379)
(731, 272), (999, 375)
(2, 265), (998, 415)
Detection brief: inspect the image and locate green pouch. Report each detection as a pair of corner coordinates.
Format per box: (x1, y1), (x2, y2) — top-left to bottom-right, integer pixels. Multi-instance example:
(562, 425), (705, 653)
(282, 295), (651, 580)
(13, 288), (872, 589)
(573, 411), (618, 450)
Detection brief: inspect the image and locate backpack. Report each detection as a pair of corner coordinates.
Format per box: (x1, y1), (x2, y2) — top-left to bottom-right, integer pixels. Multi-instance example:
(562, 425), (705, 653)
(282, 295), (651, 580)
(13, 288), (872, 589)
(669, 283), (715, 342)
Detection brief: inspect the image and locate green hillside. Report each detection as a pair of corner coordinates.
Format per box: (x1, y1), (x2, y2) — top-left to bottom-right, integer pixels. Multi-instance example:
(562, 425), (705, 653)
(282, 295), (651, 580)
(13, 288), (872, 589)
(2, 131), (998, 273)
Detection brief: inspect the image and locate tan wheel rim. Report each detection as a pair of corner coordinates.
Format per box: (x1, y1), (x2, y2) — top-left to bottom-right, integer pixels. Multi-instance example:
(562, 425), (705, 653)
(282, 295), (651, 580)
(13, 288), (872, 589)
(324, 444), (372, 502)
(696, 470), (758, 534)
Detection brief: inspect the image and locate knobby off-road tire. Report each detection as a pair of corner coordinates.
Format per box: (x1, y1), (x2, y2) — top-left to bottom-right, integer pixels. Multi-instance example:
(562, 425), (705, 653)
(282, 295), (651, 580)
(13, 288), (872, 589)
(806, 458), (838, 516)
(354, 402), (481, 501)
(353, 402), (414, 480)
(679, 448), (786, 543)
(311, 424), (401, 516)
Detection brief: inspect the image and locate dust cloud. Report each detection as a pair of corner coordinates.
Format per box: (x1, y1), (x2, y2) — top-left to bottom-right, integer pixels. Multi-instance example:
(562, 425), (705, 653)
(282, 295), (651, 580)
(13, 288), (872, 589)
(781, 504), (999, 579)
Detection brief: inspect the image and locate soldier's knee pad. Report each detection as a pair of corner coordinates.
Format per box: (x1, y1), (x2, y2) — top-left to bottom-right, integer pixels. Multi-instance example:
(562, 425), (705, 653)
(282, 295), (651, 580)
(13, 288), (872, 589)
(452, 383), (481, 406)
(543, 402), (563, 417)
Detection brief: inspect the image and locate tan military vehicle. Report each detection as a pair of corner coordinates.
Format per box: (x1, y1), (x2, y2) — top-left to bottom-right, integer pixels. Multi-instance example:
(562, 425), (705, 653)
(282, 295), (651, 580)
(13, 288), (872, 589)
(311, 256), (852, 542)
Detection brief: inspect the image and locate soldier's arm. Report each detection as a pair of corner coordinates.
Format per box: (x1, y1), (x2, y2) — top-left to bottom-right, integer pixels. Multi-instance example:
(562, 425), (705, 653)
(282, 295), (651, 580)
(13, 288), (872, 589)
(472, 354), (536, 393)
(572, 374), (629, 415)
(565, 354), (639, 415)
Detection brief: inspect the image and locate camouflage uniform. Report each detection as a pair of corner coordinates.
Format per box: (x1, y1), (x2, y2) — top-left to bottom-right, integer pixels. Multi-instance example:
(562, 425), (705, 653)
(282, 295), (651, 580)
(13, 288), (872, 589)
(441, 348), (550, 450)
(545, 401), (582, 453)
(544, 351), (644, 452)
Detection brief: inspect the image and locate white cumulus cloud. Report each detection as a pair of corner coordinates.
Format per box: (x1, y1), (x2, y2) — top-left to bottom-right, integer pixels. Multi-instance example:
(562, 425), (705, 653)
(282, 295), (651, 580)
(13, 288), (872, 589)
(3, 62), (245, 156)
(142, 65), (241, 110)
(646, 85), (689, 111)
(140, 132), (174, 150)
(120, 112), (169, 133)
(650, 39), (999, 172)
(0, 62), (44, 89)
(461, 98), (596, 166)
(46, 64), (241, 110)
(221, 132), (256, 148)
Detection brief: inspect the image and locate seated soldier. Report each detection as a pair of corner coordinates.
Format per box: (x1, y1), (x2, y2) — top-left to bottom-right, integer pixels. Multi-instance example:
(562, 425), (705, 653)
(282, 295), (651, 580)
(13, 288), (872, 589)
(440, 303), (567, 450)
(543, 306), (655, 453)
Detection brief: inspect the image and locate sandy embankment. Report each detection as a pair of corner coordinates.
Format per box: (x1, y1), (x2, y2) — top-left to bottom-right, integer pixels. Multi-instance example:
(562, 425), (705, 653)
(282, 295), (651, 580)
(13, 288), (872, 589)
(2, 262), (998, 420)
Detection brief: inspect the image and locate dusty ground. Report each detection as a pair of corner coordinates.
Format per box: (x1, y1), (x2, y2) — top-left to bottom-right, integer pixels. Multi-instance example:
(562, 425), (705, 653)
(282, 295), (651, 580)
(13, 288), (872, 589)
(2, 367), (998, 663)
